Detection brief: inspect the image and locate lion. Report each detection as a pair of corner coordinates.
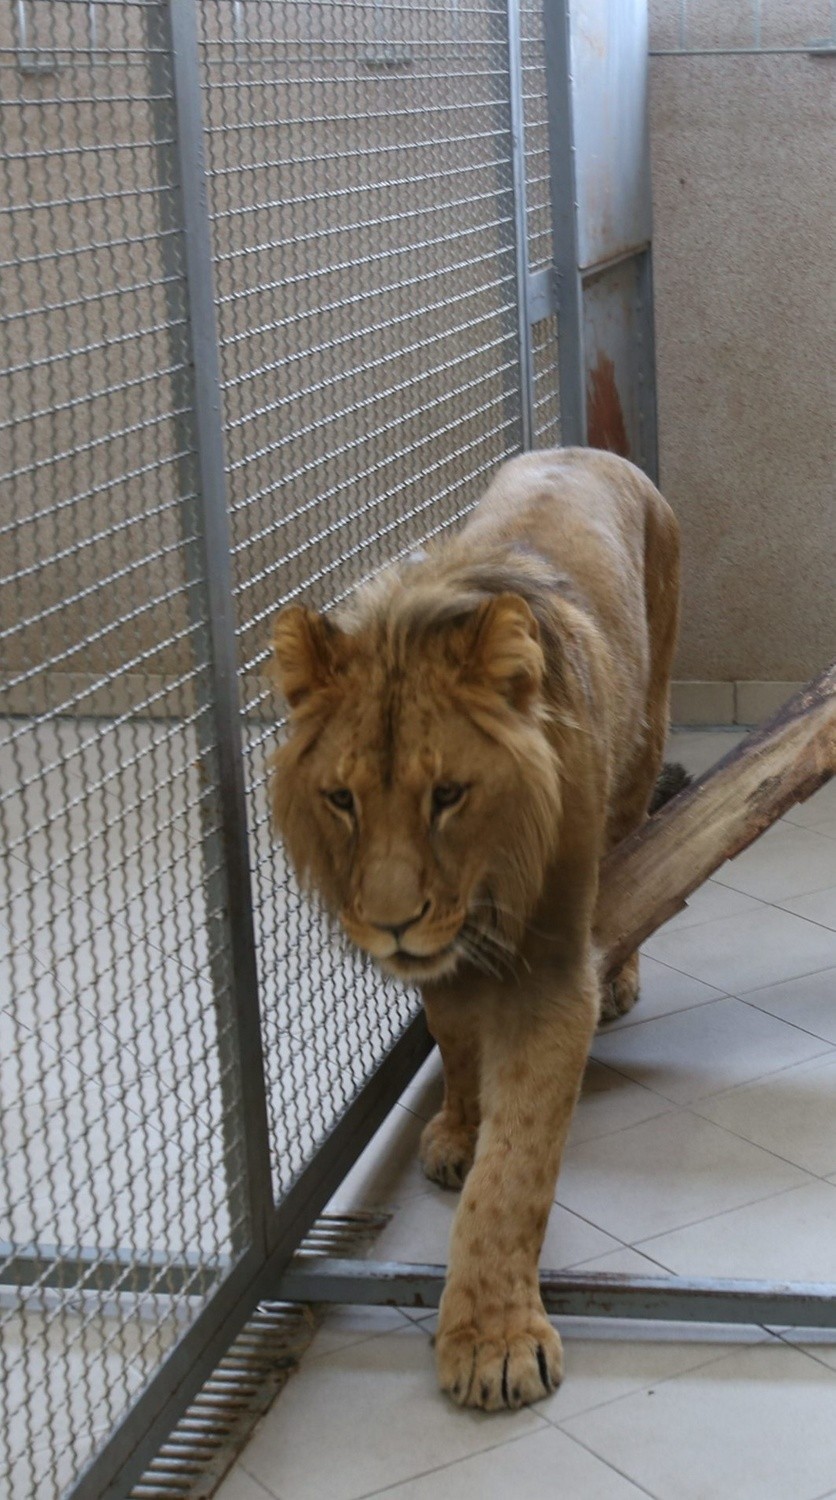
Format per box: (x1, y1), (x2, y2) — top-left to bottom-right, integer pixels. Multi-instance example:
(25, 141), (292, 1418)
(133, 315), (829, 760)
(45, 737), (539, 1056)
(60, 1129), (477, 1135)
(269, 447), (681, 1411)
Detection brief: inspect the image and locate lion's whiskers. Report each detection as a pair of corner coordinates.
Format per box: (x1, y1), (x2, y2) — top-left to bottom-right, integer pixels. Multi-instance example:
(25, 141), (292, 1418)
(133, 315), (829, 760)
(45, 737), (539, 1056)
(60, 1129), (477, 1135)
(469, 895), (563, 947)
(458, 919), (528, 980)
(456, 928), (504, 980)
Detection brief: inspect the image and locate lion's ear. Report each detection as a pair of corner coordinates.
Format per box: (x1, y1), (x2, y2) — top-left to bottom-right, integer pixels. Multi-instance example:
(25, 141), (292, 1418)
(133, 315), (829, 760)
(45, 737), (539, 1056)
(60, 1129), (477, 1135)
(467, 594), (544, 711)
(270, 606), (345, 709)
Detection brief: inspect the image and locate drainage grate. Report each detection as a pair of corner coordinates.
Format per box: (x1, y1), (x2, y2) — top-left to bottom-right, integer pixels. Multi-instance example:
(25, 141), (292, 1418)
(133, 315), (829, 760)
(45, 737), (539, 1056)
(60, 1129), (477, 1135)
(130, 1212), (391, 1500)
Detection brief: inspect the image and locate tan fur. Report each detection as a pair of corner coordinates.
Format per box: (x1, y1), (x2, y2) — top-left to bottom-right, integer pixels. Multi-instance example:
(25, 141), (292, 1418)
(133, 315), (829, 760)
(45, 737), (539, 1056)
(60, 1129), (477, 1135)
(269, 448), (681, 1410)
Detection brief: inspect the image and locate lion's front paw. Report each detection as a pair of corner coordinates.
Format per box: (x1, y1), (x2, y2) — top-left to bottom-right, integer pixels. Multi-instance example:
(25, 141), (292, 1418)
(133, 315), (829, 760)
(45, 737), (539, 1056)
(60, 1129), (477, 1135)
(436, 1308), (563, 1411)
(419, 1110), (476, 1190)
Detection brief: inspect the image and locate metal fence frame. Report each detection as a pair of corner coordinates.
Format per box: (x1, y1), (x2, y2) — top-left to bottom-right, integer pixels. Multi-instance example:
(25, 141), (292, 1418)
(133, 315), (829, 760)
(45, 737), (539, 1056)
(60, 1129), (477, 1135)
(1, 1), (563, 1494)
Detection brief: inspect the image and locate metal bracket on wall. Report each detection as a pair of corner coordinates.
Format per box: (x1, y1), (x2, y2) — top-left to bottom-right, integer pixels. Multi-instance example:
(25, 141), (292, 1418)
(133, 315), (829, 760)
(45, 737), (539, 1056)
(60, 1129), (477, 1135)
(528, 266), (557, 326)
(543, 0), (659, 483)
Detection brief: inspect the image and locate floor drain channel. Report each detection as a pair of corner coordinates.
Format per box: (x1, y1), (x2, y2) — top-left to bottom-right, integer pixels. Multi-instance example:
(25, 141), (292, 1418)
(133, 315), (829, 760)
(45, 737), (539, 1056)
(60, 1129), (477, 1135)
(130, 1210), (391, 1500)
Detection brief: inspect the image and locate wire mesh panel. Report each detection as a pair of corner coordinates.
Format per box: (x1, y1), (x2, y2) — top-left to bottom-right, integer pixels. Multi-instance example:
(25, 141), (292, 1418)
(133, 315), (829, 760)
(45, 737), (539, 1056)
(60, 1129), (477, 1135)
(196, 0), (527, 1200)
(0, 4), (253, 1496)
(0, 0), (554, 1494)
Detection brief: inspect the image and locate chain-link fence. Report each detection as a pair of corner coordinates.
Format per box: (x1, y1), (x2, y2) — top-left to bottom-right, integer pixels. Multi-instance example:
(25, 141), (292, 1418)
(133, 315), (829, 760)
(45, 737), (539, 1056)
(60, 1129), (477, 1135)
(0, 1), (560, 1495)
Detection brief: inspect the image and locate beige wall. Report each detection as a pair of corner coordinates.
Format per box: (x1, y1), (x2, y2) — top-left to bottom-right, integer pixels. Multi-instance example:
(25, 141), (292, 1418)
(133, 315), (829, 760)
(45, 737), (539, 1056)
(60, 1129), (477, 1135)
(648, 17), (836, 680)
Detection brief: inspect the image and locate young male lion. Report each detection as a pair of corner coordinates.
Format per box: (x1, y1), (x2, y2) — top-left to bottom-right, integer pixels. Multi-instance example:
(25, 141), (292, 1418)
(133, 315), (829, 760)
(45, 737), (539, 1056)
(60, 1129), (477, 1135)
(270, 447), (680, 1411)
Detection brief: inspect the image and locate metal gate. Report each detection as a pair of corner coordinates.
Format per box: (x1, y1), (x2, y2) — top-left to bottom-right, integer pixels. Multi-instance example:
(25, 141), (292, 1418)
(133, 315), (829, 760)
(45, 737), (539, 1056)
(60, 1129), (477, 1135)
(0, 2), (654, 1496)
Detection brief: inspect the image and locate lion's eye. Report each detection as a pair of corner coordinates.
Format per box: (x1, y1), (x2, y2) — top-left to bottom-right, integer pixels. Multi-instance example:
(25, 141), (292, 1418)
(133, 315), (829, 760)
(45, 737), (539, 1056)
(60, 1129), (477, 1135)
(432, 782), (466, 815)
(326, 787), (354, 814)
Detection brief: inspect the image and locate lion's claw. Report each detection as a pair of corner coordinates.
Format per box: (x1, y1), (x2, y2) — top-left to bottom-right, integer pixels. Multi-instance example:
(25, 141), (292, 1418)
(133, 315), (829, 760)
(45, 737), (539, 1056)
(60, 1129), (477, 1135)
(436, 1313), (563, 1411)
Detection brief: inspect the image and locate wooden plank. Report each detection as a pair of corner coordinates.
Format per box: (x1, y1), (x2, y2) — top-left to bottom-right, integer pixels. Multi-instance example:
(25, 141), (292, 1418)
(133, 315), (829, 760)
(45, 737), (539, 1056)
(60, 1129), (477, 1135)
(597, 660), (836, 979)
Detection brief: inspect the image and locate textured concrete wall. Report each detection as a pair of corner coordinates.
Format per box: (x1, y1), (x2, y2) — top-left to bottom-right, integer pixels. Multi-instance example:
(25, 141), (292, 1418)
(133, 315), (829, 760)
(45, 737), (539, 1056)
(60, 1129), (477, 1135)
(648, 35), (836, 679)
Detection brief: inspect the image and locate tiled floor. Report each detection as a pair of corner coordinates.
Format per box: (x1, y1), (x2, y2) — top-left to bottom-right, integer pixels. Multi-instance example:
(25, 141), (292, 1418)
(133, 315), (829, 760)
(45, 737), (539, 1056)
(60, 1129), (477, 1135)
(216, 729), (836, 1500)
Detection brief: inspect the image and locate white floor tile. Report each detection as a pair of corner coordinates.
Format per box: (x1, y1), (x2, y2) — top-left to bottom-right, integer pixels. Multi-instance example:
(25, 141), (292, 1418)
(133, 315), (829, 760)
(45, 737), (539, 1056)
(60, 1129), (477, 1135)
(239, 1322), (542, 1500)
(780, 885), (836, 930)
(693, 1053), (836, 1175)
(643, 905), (836, 994)
(639, 1180), (836, 1281)
(741, 967), (836, 1043)
(591, 998), (831, 1104)
(305, 1306), (415, 1362)
(656, 879), (764, 934)
(561, 1342), (836, 1500)
(569, 1061), (674, 1143)
(326, 1105), (435, 1216)
(566, 1247), (673, 1276)
(215, 1466), (278, 1500)
(782, 779), (836, 828)
(541, 1332), (752, 1425)
(603, 954), (727, 1030)
(557, 1110), (809, 1243)
(541, 1204), (624, 1268)
(712, 823), (836, 903)
(786, 1337), (836, 1374)
(366, 1424), (651, 1500)
(368, 1187), (456, 1264)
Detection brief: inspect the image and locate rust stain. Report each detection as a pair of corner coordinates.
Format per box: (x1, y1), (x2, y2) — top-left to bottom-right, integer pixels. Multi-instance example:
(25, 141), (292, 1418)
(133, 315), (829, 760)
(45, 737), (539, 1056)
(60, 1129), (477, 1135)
(586, 353), (630, 459)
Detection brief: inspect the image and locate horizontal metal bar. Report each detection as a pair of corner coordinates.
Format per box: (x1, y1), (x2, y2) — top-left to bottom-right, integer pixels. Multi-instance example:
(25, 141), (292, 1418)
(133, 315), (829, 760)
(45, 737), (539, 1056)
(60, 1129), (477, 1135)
(276, 1259), (836, 1328)
(651, 46), (836, 58)
(0, 1242), (227, 1298)
(580, 242), (651, 280)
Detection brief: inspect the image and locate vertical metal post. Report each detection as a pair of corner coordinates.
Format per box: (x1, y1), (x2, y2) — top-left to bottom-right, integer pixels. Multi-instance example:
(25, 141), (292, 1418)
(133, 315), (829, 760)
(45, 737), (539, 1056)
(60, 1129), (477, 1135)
(160, 0), (274, 1253)
(506, 0), (535, 449)
(542, 0), (585, 446)
(542, 0), (659, 482)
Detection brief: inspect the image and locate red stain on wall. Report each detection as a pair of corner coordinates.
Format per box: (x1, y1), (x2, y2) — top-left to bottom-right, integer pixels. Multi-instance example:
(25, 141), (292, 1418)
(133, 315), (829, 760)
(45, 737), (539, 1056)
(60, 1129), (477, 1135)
(586, 353), (630, 458)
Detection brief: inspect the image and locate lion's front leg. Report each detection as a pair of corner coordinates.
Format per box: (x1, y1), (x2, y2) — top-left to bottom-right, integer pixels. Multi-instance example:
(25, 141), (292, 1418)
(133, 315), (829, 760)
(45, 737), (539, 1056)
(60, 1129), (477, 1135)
(419, 994), (481, 1190)
(435, 964), (598, 1410)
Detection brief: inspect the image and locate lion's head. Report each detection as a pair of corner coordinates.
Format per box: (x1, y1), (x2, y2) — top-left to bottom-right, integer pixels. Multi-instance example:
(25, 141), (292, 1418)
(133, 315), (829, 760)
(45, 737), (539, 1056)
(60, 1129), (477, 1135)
(269, 576), (562, 983)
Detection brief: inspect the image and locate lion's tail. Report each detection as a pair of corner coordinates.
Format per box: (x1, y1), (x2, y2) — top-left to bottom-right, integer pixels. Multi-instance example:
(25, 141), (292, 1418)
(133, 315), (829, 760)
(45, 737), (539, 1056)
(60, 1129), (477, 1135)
(649, 761), (692, 815)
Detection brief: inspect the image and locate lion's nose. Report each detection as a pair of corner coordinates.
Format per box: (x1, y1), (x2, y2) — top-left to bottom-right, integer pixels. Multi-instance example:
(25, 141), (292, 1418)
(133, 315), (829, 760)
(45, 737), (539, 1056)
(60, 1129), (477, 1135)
(372, 899), (431, 944)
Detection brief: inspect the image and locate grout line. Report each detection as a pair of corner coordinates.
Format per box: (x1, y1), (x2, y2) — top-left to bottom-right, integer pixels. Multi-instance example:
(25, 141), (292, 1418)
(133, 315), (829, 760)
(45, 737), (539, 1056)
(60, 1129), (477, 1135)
(597, 990), (733, 1041)
(565, 1242), (676, 1277)
(543, 1422), (660, 1494)
(631, 1175), (827, 1255)
(769, 896), (836, 933)
(686, 1094), (836, 1185)
(236, 1467), (281, 1500)
(349, 1418), (555, 1500)
(536, 1426), (662, 1500)
(734, 992), (836, 1049)
(542, 1342), (780, 1476)
(768, 1328), (836, 1374)
(641, 932), (836, 998)
(305, 1308), (422, 1364)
